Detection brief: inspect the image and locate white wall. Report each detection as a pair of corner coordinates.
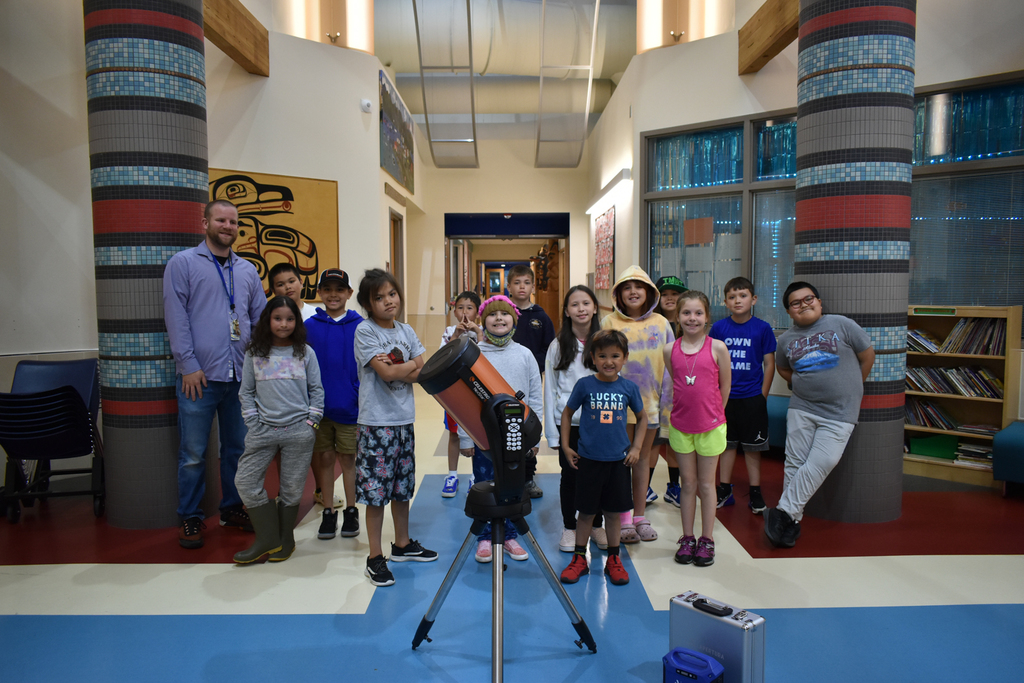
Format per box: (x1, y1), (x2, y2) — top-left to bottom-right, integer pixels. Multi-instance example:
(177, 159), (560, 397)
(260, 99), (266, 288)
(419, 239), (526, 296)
(206, 31), (393, 282)
(0, 2), (399, 360)
(0, 2), (95, 356)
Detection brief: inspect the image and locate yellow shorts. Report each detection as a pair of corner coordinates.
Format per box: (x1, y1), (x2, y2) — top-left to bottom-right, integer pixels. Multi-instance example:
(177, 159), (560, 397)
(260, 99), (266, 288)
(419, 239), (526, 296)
(313, 418), (358, 454)
(668, 423), (727, 457)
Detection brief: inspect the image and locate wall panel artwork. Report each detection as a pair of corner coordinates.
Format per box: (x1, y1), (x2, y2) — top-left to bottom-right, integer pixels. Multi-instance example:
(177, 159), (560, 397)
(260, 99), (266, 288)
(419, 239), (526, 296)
(380, 70), (415, 194)
(209, 170), (339, 302)
(594, 207), (615, 290)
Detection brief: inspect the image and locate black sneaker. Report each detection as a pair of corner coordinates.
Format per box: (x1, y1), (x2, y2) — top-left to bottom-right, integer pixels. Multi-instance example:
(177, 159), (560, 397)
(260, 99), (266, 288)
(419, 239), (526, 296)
(716, 483), (734, 508)
(524, 479), (544, 499)
(390, 538), (438, 562)
(748, 488), (767, 515)
(365, 554), (395, 586)
(764, 507), (794, 548)
(179, 516), (206, 549)
(220, 507), (254, 532)
(340, 506), (359, 537)
(318, 509), (338, 539)
(781, 518), (801, 548)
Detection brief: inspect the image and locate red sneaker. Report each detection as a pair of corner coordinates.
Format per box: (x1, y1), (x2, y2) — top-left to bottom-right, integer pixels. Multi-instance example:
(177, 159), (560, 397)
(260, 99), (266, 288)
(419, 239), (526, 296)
(560, 554), (589, 583)
(604, 555), (630, 585)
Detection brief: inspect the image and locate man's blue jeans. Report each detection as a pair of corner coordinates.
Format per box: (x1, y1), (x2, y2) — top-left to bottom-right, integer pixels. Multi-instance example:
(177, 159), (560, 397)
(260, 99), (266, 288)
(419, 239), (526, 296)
(176, 376), (247, 520)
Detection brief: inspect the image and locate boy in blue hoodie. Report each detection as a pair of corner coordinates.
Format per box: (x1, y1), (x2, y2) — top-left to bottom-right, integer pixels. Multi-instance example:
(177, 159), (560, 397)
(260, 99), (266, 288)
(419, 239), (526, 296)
(305, 268), (363, 539)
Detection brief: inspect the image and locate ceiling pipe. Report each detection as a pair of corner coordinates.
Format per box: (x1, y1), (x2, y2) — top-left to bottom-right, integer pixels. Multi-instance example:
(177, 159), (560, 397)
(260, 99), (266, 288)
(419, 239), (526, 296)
(374, 0), (636, 80)
(395, 74), (614, 114)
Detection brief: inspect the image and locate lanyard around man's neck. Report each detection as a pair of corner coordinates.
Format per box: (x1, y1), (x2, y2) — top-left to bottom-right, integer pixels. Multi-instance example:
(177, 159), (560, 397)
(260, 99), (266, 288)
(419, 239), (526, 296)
(213, 253), (235, 313)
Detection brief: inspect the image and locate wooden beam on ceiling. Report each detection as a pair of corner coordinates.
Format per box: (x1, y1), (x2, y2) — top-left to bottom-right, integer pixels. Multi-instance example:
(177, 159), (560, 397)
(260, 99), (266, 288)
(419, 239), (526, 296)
(204, 0), (270, 77)
(738, 0), (800, 75)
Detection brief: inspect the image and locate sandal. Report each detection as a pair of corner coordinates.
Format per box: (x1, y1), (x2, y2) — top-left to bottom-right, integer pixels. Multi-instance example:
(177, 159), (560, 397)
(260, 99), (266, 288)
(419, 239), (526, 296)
(620, 523), (641, 544)
(634, 517), (658, 541)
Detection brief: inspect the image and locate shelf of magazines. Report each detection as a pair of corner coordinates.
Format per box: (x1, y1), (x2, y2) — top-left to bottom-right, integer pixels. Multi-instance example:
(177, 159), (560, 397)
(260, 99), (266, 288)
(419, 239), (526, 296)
(903, 305), (1022, 487)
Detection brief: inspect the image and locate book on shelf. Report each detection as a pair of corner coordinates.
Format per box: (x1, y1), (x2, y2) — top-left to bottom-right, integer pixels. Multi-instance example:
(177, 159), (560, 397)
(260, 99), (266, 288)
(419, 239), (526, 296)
(952, 458), (993, 470)
(936, 318), (1006, 355)
(904, 396), (958, 431)
(957, 424), (1000, 436)
(907, 328), (942, 353)
(905, 366), (1004, 399)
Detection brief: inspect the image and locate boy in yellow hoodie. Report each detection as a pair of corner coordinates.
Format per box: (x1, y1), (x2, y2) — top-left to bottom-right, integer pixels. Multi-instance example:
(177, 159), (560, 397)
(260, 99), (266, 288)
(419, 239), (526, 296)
(600, 265), (674, 543)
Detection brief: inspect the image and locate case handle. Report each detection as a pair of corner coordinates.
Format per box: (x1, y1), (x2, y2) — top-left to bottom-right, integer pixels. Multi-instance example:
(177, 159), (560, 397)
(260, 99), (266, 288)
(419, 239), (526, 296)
(693, 598), (733, 618)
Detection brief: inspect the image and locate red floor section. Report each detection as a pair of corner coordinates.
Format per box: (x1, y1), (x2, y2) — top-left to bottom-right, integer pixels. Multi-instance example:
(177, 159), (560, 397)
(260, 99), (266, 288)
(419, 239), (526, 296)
(717, 452), (1024, 558)
(3, 456), (1023, 565)
(0, 466), (321, 565)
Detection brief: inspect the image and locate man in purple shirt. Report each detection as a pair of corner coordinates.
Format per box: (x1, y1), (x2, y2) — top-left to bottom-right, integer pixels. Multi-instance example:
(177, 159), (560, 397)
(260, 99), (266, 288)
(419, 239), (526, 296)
(163, 199), (267, 548)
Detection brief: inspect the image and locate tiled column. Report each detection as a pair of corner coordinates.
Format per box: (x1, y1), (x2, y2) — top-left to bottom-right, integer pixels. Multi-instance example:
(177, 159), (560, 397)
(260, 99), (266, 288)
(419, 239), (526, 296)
(795, 0), (915, 523)
(85, 0), (208, 528)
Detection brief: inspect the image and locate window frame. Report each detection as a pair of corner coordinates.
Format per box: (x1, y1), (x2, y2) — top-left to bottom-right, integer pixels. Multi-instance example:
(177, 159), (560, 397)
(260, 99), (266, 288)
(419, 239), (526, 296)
(640, 73), (1024, 328)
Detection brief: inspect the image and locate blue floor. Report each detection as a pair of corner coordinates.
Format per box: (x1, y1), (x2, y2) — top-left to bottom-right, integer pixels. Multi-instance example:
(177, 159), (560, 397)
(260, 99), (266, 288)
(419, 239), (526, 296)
(3, 473), (1023, 682)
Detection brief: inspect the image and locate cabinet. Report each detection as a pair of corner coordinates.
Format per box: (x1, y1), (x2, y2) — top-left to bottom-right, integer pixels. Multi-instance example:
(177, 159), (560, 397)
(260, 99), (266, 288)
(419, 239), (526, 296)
(904, 305), (1022, 487)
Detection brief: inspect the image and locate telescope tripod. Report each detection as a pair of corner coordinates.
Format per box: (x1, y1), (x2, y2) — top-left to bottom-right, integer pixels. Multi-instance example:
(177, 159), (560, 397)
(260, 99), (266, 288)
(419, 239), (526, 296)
(412, 482), (597, 682)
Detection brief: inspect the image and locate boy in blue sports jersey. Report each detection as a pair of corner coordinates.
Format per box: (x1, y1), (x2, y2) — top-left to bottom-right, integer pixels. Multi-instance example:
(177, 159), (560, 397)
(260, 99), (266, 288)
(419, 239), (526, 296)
(709, 277), (776, 514)
(558, 330), (647, 586)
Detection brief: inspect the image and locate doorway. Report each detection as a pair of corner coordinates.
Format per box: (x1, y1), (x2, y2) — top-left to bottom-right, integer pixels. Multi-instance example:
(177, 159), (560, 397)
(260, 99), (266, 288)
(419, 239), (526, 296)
(389, 210), (405, 322)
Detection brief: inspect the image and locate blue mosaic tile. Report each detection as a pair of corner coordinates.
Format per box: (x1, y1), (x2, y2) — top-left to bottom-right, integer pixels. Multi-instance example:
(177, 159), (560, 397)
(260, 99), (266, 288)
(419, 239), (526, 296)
(867, 352), (907, 382)
(797, 162), (912, 188)
(86, 71), (206, 107)
(95, 246), (189, 267)
(99, 333), (171, 358)
(798, 36), (916, 81)
(90, 166), (208, 190)
(86, 39), (205, 81)
(863, 326), (907, 352)
(798, 69), (916, 105)
(99, 359), (177, 388)
(794, 241), (910, 261)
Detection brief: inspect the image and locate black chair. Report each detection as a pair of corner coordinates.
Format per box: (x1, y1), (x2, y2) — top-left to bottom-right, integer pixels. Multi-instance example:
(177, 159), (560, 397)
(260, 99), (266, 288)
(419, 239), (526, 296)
(0, 359), (105, 523)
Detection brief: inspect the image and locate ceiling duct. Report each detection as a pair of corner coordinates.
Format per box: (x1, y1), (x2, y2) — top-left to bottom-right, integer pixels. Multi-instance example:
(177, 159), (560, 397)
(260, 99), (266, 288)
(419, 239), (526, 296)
(536, 0), (600, 167)
(412, 0), (480, 168)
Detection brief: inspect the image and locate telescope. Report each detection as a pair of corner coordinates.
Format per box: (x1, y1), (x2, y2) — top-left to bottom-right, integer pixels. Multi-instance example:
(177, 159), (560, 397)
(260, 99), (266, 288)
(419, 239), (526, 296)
(412, 336), (596, 682)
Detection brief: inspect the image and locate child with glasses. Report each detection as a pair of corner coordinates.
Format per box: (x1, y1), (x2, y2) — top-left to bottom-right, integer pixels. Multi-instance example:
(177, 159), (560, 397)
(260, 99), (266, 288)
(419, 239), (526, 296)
(767, 282), (875, 548)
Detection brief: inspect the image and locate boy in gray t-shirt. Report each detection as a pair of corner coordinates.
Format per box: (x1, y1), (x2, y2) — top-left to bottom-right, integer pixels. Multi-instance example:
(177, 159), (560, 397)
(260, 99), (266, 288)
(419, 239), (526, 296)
(766, 282), (875, 548)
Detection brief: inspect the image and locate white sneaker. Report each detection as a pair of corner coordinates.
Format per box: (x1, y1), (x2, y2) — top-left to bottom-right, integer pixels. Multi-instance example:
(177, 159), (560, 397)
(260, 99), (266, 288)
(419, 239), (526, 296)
(590, 527), (609, 550)
(559, 527), (577, 552)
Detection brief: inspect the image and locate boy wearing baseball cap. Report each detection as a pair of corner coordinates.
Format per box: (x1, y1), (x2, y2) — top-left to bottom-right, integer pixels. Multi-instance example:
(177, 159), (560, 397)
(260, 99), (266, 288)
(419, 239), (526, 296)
(305, 268), (364, 539)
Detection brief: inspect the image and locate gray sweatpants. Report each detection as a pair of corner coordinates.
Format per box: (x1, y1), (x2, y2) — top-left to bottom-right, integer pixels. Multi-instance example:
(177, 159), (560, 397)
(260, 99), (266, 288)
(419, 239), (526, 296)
(778, 408), (855, 522)
(235, 420), (316, 508)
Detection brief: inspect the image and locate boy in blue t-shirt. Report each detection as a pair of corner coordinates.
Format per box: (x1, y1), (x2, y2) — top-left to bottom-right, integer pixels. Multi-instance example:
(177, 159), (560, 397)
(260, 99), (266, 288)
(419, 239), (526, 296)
(559, 330), (647, 587)
(709, 277), (776, 514)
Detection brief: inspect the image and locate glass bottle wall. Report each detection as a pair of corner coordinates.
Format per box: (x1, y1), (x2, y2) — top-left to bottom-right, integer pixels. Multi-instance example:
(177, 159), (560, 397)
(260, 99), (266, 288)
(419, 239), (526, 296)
(648, 127), (743, 191)
(754, 118), (797, 181)
(645, 81), (1024, 326)
(913, 82), (1024, 165)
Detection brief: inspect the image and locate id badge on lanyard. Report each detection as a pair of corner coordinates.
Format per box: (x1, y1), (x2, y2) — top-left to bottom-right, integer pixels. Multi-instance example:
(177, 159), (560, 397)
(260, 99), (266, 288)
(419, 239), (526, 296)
(216, 257), (241, 340)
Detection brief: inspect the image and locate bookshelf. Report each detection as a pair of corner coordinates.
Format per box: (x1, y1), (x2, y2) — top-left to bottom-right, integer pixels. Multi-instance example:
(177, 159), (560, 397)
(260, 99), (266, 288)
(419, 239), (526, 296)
(904, 305), (1022, 487)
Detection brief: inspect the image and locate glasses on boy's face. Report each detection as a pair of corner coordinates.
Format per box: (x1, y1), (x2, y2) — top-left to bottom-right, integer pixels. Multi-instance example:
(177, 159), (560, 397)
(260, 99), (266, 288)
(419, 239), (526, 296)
(788, 295), (817, 309)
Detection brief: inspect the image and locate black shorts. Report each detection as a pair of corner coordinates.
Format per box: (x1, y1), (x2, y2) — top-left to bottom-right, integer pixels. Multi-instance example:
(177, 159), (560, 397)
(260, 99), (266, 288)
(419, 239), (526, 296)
(574, 457), (633, 515)
(724, 394), (770, 452)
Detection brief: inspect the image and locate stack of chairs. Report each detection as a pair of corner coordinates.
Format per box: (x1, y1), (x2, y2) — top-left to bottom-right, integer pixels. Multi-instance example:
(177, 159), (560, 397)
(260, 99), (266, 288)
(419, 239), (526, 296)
(0, 359), (105, 523)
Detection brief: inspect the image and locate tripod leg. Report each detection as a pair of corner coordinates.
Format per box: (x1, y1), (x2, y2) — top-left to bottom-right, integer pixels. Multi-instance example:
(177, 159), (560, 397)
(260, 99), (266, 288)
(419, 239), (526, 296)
(412, 529), (477, 649)
(491, 517), (506, 683)
(516, 529), (598, 653)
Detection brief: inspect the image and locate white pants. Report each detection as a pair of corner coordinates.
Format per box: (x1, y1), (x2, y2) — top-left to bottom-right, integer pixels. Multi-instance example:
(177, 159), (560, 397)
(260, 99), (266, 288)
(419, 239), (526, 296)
(778, 408), (855, 522)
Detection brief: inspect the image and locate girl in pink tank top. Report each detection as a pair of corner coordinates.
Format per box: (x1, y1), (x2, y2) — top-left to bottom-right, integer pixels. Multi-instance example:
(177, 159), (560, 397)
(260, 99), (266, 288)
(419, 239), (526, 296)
(662, 291), (732, 568)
